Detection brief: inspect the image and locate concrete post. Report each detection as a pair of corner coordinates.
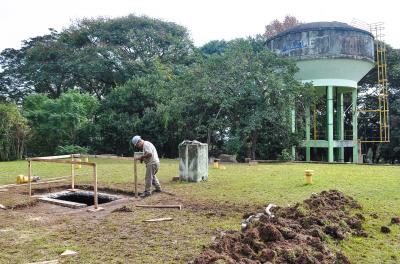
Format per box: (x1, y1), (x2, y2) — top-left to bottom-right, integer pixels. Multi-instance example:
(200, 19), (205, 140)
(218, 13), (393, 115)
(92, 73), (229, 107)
(291, 108), (296, 161)
(352, 88), (358, 163)
(305, 105), (311, 161)
(337, 92), (344, 162)
(327, 86), (334, 162)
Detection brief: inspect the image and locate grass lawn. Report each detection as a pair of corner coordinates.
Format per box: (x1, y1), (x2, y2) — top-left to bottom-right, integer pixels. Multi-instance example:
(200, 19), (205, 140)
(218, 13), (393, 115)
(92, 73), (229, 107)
(0, 158), (399, 263)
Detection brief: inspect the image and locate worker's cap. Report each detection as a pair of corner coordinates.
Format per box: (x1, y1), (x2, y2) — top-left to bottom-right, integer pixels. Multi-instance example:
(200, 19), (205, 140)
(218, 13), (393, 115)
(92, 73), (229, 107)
(131, 135), (142, 146)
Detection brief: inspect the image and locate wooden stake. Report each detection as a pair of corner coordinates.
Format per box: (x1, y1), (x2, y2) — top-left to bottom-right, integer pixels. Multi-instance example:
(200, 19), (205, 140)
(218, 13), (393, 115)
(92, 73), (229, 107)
(93, 163), (98, 209)
(134, 159), (138, 198)
(28, 160), (32, 197)
(71, 155), (75, 190)
(135, 204), (182, 210)
(143, 217), (173, 222)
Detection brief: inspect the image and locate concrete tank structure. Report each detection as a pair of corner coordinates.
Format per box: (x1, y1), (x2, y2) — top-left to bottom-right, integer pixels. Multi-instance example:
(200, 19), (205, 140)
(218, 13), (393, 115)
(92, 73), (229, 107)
(267, 22), (375, 163)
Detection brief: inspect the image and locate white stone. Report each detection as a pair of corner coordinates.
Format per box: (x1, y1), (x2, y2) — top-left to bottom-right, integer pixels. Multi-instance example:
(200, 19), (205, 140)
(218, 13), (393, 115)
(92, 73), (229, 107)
(60, 250), (78, 257)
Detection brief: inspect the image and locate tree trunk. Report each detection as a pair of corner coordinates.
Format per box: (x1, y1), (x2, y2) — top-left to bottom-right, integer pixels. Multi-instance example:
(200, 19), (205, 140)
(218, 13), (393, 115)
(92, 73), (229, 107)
(250, 132), (258, 160)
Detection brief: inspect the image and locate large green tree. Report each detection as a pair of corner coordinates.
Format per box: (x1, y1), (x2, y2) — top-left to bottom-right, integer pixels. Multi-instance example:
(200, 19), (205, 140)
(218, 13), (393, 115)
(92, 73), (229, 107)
(23, 91), (98, 156)
(0, 15), (194, 101)
(197, 38), (312, 159)
(0, 103), (30, 160)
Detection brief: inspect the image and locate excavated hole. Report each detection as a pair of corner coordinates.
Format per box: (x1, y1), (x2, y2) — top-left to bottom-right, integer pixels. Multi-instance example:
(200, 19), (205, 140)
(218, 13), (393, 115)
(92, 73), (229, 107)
(46, 191), (120, 206)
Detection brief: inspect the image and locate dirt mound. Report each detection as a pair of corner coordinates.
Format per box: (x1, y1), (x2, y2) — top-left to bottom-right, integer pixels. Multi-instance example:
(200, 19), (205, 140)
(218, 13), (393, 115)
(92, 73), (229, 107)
(391, 217), (400, 224)
(112, 205), (133, 213)
(193, 190), (365, 264)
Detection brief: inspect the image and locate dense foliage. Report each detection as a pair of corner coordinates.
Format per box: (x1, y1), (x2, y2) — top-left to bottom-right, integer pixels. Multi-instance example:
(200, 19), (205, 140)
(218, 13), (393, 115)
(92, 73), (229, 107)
(0, 14), (398, 162)
(23, 91), (98, 156)
(0, 103), (29, 161)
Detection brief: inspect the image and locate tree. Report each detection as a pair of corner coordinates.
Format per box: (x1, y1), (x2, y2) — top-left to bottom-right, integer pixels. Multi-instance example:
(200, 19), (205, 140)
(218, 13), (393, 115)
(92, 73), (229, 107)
(263, 15), (301, 39)
(0, 15), (195, 101)
(23, 91), (98, 156)
(0, 103), (30, 160)
(198, 38), (312, 159)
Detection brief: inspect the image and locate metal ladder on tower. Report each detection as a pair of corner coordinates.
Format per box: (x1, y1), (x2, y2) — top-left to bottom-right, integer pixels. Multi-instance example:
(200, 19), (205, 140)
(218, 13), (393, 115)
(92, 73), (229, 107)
(366, 22), (390, 143)
(351, 19), (390, 143)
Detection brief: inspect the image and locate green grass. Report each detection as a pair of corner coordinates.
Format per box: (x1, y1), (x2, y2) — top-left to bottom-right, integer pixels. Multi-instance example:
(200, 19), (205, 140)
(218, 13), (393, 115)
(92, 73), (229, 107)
(0, 159), (400, 263)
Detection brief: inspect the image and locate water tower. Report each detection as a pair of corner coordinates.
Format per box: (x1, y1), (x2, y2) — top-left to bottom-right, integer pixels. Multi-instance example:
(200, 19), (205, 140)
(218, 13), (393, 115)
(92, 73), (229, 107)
(267, 22), (375, 163)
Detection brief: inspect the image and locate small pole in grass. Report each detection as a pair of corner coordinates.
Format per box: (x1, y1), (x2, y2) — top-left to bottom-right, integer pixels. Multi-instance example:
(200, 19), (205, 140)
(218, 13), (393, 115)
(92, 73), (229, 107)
(134, 159), (138, 198)
(28, 160), (32, 197)
(71, 154), (75, 190)
(93, 163), (98, 209)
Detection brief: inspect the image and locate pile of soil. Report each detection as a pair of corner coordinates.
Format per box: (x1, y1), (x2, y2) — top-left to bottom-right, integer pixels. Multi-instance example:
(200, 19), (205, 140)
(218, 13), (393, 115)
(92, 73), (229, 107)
(112, 205), (133, 213)
(194, 190), (366, 264)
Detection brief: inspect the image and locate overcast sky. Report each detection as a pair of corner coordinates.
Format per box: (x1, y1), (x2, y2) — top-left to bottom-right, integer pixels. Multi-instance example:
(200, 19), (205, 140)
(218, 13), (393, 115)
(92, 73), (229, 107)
(1, 0), (399, 52)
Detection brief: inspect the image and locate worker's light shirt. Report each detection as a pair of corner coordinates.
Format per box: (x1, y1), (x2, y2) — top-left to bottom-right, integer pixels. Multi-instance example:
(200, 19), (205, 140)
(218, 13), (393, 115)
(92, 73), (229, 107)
(143, 141), (160, 165)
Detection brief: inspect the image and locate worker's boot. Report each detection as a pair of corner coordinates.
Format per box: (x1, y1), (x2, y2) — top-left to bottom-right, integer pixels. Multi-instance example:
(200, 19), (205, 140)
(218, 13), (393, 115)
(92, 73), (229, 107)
(153, 188), (162, 193)
(139, 191), (151, 198)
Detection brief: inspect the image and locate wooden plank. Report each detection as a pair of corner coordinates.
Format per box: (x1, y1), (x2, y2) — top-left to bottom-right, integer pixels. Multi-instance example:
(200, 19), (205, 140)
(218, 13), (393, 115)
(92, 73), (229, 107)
(0, 179), (67, 189)
(71, 156), (75, 190)
(134, 159), (138, 198)
(38, 197), (87, 209)
(135, 204), (182, 210)
(27, 158), (95, 167)
(29, 154), (72, 160)
(28, 160), (32, 197)
(143, 217), (173, 222)
(87, 207), (104, 212)
(28, 260), (59, 264)
(93, 164), (98, 209)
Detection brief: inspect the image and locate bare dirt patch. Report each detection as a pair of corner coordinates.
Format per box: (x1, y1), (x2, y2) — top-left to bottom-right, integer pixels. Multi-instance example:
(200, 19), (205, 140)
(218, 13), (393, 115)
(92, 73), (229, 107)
(193, 190), (366, 264)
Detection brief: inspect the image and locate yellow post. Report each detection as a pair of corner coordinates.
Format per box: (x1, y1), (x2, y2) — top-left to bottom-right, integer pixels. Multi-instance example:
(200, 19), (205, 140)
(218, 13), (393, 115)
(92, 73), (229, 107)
(304, 170), (314, 184)
(75, 158), (82, 169)
(213, 159), (219, 169)
(93, 164), (98, 210)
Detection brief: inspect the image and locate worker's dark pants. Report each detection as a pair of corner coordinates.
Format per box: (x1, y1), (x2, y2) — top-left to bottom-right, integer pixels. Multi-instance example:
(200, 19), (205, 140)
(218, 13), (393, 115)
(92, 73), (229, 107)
(145, 163), (161, 193)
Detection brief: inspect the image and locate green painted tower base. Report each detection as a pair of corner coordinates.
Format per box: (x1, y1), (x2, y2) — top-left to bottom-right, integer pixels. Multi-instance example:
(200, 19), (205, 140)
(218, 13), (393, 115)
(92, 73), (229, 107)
(300, 86), (358, 163)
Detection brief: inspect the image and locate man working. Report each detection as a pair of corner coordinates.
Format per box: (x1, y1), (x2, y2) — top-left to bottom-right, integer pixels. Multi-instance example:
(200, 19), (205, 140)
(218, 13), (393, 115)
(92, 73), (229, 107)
(132, 135), (161, 198)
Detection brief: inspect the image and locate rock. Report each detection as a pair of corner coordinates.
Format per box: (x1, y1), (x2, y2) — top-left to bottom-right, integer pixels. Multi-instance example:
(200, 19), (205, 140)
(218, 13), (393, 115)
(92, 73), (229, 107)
(60, 250), (78, 257)
(380, 226), (391, 233)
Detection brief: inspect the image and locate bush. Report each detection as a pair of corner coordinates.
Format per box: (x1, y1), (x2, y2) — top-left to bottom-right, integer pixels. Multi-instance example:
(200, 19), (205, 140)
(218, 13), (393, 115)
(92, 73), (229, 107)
(55, 145), (90, 155)
(278, 149), (292, 161)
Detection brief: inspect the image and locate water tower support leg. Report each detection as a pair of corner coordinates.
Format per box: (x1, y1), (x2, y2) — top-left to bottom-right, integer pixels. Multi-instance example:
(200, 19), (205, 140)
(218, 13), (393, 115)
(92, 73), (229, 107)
(305, 105), (311, 161)
(327, 86), (334, 162)
(337, 92), (344, 162)
(352, 89), (358, 163)
(291, 108), (296, 160)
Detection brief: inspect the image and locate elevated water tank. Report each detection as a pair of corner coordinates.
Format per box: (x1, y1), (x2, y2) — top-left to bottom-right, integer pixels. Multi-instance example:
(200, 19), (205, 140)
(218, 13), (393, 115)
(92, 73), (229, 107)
(266, 21), (375, 87)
